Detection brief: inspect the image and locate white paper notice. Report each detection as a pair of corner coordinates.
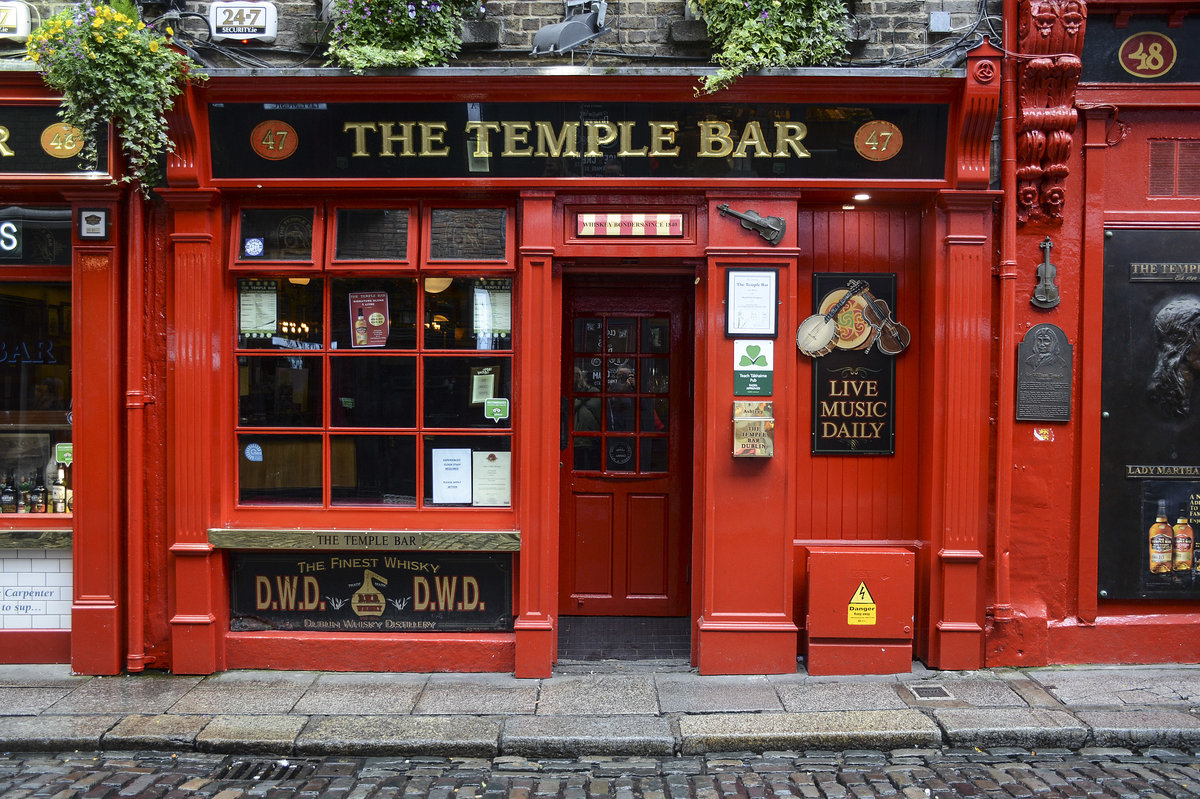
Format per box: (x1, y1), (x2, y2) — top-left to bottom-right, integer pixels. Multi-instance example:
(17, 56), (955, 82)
(472, 451), (511, 507)
(432, 448), (473, 504)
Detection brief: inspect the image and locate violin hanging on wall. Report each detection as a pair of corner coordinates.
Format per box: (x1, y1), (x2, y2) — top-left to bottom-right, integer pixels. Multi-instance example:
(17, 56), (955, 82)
(853, 280), (911, 356)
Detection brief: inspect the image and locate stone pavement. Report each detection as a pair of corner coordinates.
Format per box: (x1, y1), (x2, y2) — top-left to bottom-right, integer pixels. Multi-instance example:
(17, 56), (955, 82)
(1, 661), (1199, 757)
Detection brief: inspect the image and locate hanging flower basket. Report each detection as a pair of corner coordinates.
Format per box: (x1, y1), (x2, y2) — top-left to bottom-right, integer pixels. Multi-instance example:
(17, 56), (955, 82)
(26, 0), (206, 194)
(326, 0), (482, 73)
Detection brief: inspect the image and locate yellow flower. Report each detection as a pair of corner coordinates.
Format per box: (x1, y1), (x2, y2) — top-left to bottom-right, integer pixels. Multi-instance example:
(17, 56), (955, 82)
(166, 25), (174, 35)
(94, 32), (103, 42)
(29, 52), (38, 62)
(137, 21), (145, 29)
(149, 39), (159, 51)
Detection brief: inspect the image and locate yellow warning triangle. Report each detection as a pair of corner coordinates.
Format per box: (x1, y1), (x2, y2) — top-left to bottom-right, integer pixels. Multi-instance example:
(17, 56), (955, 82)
(850, 581), (874, 605)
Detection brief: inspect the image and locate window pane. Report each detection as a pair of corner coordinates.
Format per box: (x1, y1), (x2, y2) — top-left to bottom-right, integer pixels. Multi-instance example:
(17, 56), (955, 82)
(640, 438), (668, 472)
(574, 397), (602, 431)
(424, 277), (512, 350)
(238, 434), (322, 504)
(606, 437), (636, 472)
(573, 437), (602, 471)
(0, 281), (72, 513)
(574, 318), (602, 353)
(237, 278), (323, 350)
(238, 356), (323, 427)
(423, 356), (512, 428)
(429, 208), (507, 261)
(606, 358), (637, 392)
(424, 435), (511, 506)
(640, 398), (668, 432)
(331, 435), (416, 506)
(330, 356), (416, 428)
(0, 207), (72, 266)
(572, 358), (602, 392)
(606, 319), (636, 353)
(239, 209), (314, 261)
(642, 317), (670, 353)
(331, 278), (417, 350)
(642, 358), (669, 393)
(335, 208), (409, 261)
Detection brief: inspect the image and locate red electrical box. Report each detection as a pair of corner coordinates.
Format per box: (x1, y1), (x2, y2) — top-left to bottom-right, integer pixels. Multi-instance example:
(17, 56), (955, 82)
(805, 546), (915, 676)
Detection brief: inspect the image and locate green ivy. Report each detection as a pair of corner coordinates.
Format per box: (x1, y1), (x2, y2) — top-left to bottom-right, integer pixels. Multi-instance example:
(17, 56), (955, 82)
(692, 0), (849, 93)
(326, 0), (479, 72)
(25, 0), (206, 194)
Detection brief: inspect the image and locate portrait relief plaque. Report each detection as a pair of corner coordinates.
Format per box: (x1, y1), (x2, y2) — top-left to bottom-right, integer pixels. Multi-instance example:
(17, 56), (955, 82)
(1016, 323), (1072, 421)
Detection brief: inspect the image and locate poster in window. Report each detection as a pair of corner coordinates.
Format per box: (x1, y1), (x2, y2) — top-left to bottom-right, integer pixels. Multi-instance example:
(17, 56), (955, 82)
(238, 279), (278, 339)
(348, 291), (389, 348)
(472, 451), (511, 506)
(470, 366), (497, 406)
(431, 448), (472, 504)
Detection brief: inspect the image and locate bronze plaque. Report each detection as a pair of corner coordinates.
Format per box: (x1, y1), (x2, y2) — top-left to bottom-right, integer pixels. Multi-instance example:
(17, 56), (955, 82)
(1016, 324), (1072, 421)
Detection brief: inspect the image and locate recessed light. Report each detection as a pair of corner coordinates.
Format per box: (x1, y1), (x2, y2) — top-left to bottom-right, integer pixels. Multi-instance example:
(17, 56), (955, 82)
(852, 193), (871, 202)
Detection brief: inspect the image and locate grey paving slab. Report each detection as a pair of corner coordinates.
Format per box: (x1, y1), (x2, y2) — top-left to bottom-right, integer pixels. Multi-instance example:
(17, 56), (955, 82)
(195, 714), (307, 755)
(678, 709), (941, 754)
(932, 707), (1089, 749)
(0, 664), (90, 688)
(500, 714), (675, 757)
(1026, 666), (1200, 706)
(169, 685), (308, 715)
(1076, 708), (1200, 747)
(772, 680), (908, 712)
(0, 686), (73, 715)
(536, 674), (659, 715)
(901, 678), (1028, 707)
(414, 673), (539, 715)
(655, 673), (783, 713)
(195, 669), (321, 689)
(102, 713), (209, 750)
(291, 672), (427, 715)
(43, 674), (203, 714)
(295, 714), (500, 757)
(0, 714), (122, 751)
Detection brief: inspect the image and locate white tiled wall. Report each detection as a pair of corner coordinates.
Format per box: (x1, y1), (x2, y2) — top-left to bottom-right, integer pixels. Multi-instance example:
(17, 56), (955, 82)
(0, 548), (72, 629)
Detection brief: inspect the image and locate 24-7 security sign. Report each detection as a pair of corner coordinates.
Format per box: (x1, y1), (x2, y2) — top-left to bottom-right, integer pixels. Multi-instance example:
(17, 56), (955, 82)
(0, 220), (21, 260)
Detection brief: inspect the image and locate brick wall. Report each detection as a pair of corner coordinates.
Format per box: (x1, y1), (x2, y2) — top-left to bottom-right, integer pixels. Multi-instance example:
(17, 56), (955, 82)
(0, 548), (73, 630)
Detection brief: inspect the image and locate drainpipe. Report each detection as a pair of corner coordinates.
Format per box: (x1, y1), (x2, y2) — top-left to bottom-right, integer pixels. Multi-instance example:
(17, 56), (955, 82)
(125, 196), (152, 671)
(992, 0), (1019, 625)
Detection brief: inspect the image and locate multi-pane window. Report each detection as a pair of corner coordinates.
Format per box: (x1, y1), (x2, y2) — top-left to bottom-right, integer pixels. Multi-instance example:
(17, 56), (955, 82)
(233, 204), (513, 509)
(0, 207), (73, 516)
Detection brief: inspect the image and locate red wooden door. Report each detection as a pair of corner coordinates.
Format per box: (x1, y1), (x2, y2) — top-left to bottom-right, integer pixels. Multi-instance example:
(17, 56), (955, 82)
(559, 277), (693, 616)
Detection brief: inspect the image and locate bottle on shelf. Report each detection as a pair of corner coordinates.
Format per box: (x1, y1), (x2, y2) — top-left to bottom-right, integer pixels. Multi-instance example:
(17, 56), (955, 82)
(1173, 510), (1194, 576)
(0, 473), (15, 514)
(50, 466), (66, 514)
(1149, 499), (1175, 574)
(30, 479), (47, 514)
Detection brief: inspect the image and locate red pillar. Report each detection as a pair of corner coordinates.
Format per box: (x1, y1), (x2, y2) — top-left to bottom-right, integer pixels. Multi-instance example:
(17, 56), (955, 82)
(514, 190), (559, 677)
(157, 189), (224, 674)
(921, 191), (995, 670)
(66, 190), (127, 675)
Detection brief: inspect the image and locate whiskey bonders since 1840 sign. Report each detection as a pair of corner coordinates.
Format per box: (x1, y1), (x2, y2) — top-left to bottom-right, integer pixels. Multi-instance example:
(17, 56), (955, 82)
(230, 552), (512, 632)
(811, 273), (898, 455)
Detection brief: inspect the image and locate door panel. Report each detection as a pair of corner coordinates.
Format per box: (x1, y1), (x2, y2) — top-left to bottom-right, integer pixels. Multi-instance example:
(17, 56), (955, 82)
(560, 278), (692, 616)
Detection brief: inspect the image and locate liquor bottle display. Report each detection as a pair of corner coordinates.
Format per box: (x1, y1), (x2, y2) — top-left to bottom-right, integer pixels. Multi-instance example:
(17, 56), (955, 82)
(1173, 511), (1194, 574)
(1149, 499), (1174, 574)
(0, 474), (15, 514)
(51, 466), (66, 514)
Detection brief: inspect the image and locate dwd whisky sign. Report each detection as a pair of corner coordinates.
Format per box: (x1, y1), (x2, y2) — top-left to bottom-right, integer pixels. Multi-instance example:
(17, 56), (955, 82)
(208, 102), (948, 181)
(230, 552), (512, 632)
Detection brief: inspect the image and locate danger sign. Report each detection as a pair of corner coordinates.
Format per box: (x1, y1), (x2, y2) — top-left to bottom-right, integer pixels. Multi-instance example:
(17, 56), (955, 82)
(847, 581), (877, 625)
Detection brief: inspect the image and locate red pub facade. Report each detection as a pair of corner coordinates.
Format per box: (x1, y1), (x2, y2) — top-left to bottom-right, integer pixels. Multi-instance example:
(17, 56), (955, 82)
(1, 0), (1199, 677)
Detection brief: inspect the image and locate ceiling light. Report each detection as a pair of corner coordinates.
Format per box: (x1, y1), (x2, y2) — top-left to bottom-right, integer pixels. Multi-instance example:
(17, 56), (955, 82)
(425, 277), (454, 294)
(853, 193), (871, 202)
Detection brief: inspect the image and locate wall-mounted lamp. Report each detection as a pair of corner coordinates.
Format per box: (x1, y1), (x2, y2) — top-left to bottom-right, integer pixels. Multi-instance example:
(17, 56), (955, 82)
(424, 277), (454, 294)
(531, 0), (609, 56)
(209, 0), (278, 43)
(0, 2), (31, 42)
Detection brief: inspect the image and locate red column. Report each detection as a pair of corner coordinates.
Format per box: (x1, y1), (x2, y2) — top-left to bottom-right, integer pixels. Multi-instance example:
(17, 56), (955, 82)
(921, 191), (995, 670)
(66, 190), (126, 675)
(514, 190), (558, 678)
(157, 189), (224, 674)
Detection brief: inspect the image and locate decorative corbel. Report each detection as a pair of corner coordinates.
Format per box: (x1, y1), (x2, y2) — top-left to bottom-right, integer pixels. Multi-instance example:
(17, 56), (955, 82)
(1016, 0), (1087, 224)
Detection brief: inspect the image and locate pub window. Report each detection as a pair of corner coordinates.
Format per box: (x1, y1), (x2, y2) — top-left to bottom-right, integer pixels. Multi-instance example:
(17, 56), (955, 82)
(0, 207), (73, 517)
(234, 203), (513, 510)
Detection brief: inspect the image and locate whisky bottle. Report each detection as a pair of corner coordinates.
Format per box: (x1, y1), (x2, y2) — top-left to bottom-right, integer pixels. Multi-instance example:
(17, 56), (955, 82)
(1149, 499), (1174, 574)
(30, 480), (46, 513)
(51, 466), (66, 514)
(0, 474), (15, 514)
(354, 307), (369, 347)
(1173, 511), (1194, 573)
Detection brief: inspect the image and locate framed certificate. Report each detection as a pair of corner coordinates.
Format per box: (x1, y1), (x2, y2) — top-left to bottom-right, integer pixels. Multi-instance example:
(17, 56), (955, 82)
(726, 269), (778, 338)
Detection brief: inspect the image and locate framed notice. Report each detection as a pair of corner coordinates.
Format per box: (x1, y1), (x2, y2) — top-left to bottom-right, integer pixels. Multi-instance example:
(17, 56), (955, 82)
(431, 448), (472, 504)
(472, 451), (511, 506)
(726, 269), (778, 338)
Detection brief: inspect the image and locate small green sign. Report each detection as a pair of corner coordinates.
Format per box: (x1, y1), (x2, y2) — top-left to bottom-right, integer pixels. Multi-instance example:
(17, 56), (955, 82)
(733, 340), (774, 397)
(484, 398), (510, 422)
(55, 442), (73, 466)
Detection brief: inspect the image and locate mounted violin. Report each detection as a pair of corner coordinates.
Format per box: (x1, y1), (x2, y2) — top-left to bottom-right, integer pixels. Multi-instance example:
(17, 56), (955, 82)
(851, 279), (911, 356)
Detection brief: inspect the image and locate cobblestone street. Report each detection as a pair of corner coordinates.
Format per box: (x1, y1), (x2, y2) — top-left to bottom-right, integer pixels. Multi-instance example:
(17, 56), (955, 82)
(3, 748), (1200, 798)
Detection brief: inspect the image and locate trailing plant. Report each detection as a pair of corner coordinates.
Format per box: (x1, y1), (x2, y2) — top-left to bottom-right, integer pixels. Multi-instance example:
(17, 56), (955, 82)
(25, 0), (205, 194)
(690, 0), (849, 94)
(326, 0), (480, 73)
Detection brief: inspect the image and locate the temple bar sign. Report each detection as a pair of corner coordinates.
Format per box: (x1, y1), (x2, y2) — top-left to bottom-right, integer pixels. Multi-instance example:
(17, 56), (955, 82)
(209, 102), (948, 180)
